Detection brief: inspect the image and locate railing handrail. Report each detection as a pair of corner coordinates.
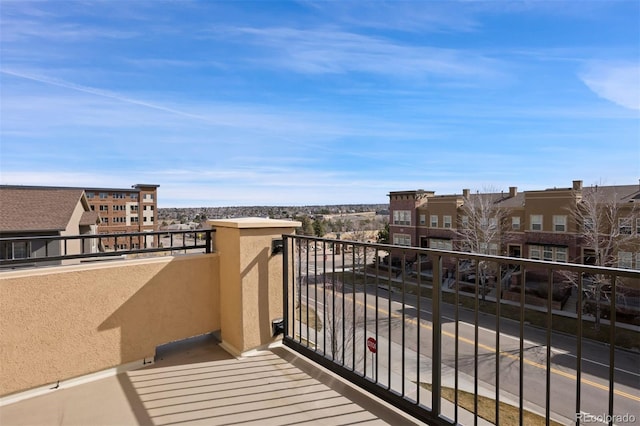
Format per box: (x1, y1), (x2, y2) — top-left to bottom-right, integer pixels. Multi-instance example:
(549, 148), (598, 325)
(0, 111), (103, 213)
(0, 229), (215, 267)
(289, 234), (640, 279)
(282, 234), (640, 426)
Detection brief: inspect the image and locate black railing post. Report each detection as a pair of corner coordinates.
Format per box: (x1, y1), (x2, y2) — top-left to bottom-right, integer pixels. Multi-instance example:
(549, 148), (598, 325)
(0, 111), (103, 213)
(432, 253), (442, 416)
(282, 235), (289, 341)
(205, 230), (212, 253)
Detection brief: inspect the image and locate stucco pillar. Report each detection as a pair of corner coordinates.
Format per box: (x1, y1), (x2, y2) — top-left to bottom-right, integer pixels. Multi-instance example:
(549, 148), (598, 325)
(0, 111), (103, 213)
(209, 218), (300, 356)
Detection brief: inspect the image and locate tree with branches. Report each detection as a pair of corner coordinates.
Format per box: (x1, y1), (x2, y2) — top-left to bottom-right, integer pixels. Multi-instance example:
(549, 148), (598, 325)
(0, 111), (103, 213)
(566, 185), (639, 328)
(456, 189), (513, 299)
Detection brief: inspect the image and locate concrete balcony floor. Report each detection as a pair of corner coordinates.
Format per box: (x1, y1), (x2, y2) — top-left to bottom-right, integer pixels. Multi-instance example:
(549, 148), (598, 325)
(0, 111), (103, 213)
(0, 335), (421, 426)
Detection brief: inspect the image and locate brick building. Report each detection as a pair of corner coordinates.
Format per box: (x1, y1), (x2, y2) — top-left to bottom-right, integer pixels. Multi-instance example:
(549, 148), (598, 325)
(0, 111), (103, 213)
(84, 184), (160, 250)
(389, 180), (640, 269)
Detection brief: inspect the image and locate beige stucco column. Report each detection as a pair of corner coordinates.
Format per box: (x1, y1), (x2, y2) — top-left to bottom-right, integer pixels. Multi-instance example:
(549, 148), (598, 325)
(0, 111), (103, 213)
(209, 218), (300, 357)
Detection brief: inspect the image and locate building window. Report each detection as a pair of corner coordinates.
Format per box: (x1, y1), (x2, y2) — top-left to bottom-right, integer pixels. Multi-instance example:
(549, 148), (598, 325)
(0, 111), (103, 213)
(619, 218), (632, 234)
(86, 192), (94, 199)
(530, 245), (567, 262)
(419, 214), (426, 225)
(461, 215), (469, 228)
(102, 217), (109, 224)
(636, 253), (640, 270)
(530, 246), (541, 260)
(556, 247), (567, 263)
(113, 205), (126, 211)
(583, 217), (594, 232)
(131, 217), (139, 223)
(553, 215), (567, 232)
(393, 210), (411, 226)
(512, 216), (520, 230)
(90, 205), (95, 211)
(130, 193), (138, 200)
(443, 215), (452, 228)
(130, 205), (138, 211)
(429, 238), (453, 250)
(637, 219), (640, 234)
(113, 193), (125, 199)
(489, 218), (497, 229)
(618, 251), (632, 269)
(430, 215), (438, 228)
(99, 205), (108, 211)
(393, 234), (411, 246)
(143, 193), (154, 201)
(530, 215), (543, 231)
(1, 241), (30, 260)
(99, 192), (108, 199)
(113, 217), (126, 223)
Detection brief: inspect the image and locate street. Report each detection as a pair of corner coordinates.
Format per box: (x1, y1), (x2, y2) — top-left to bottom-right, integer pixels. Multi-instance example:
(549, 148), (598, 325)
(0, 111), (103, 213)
(294, 280), (640, 425)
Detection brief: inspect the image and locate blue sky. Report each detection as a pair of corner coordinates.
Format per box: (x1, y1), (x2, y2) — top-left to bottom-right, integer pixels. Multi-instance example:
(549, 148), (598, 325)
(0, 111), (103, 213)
(1, 1), (638, 207)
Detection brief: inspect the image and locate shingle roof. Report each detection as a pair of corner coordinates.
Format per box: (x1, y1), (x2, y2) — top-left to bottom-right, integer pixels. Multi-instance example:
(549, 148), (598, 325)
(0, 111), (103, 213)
(80, 211), (100, 226)
(0, 186), (86, 232)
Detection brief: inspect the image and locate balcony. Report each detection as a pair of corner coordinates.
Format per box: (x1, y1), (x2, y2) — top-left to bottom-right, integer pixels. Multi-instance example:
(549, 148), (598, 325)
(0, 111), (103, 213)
(1, 221), (639, 425)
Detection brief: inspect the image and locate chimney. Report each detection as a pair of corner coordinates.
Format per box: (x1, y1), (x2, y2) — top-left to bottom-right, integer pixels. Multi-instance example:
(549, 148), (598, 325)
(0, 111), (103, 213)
(509, 186), (517, 197)
(573, 180), (583, 191)
(463, 188), (470, 198)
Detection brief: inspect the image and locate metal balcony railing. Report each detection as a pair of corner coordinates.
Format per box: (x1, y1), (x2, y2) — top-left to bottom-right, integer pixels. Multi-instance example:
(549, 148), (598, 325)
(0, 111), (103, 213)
(282, 235), (640, 426)
(0, 229), (214, 268)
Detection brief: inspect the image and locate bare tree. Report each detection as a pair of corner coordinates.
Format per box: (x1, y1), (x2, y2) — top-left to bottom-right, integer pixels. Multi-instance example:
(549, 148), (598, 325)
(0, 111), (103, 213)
(566, 185), (639, 328)
(321, 281), (366, 367)
(456, 189), (513, 299)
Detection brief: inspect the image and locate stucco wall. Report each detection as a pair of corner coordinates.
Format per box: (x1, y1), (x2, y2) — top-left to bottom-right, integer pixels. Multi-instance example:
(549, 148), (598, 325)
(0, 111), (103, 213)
(0, 254), (220, 397)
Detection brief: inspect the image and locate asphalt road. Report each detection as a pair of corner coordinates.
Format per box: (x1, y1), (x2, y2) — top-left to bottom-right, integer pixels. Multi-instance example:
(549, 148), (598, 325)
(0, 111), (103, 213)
(296, 281), (640, 425)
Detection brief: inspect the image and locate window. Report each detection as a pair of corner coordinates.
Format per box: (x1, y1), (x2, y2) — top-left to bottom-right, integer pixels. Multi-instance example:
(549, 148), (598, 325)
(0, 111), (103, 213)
(99, 205), (108, 211)
(393, 210), (411, 226)
(618, 251), (633, 269)
(461, 215), (469, 228)
(130, 193), (138, 200)
(443, 215), (452, 228)
(130, 205), (138, 211)
(393, 234), (411, 246)
(619, 218), (632, 234)
(637, 219), (640, 234)
(512, 216), (520, 230)
(99, 192), (108, 199)
(113, 193), (125, 199)
(143, 193), (154, 201)
(530, 215), (543, 231)
(636, 253), (640, 270)
(583, 217), (594, 232)
(530, 245), (567, 262)
(419, 214), (426, 225)
(113, 217), (126, 223)
(86, 192), (94, 199)
(1, 241), (29, 259)
(90, 205), (95, 211)
(543, 246), (553, 261)
(556, 247), (567, 263)
(113, 205), (126, 211)
(553, 215), (567, 232)
(429, 239), (453, 250)
(131, 217), (139, 223)
(489, 218), (497, 229)
(430, 215), (438, 227)
(102, 217), (109, 224)
(530, 246), (541, 260)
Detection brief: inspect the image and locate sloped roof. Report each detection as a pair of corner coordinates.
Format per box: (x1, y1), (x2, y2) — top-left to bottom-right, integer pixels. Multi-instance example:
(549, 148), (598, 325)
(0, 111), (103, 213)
(0, 186), (86, 232)
(582, 184), (640, 204)
(80, 211), (100, 226)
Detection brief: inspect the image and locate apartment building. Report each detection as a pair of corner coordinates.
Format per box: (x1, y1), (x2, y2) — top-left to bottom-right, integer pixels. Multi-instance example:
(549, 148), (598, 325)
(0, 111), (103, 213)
(84, 184), (160, 250)
(389, 180), (640, 269)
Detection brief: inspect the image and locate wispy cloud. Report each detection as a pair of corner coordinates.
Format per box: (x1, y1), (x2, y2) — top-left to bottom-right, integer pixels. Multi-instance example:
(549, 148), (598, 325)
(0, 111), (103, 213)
(220, 26), (504, 81)
(580, 62), (640, 111)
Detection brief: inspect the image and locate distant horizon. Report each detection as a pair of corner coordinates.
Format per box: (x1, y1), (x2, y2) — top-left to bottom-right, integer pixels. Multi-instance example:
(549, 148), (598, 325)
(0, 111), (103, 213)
(2, 1), (638, 207)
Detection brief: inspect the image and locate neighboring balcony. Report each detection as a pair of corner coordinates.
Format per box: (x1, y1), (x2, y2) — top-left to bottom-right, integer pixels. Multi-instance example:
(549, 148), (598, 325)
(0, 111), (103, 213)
(1, 223), (639, 425)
